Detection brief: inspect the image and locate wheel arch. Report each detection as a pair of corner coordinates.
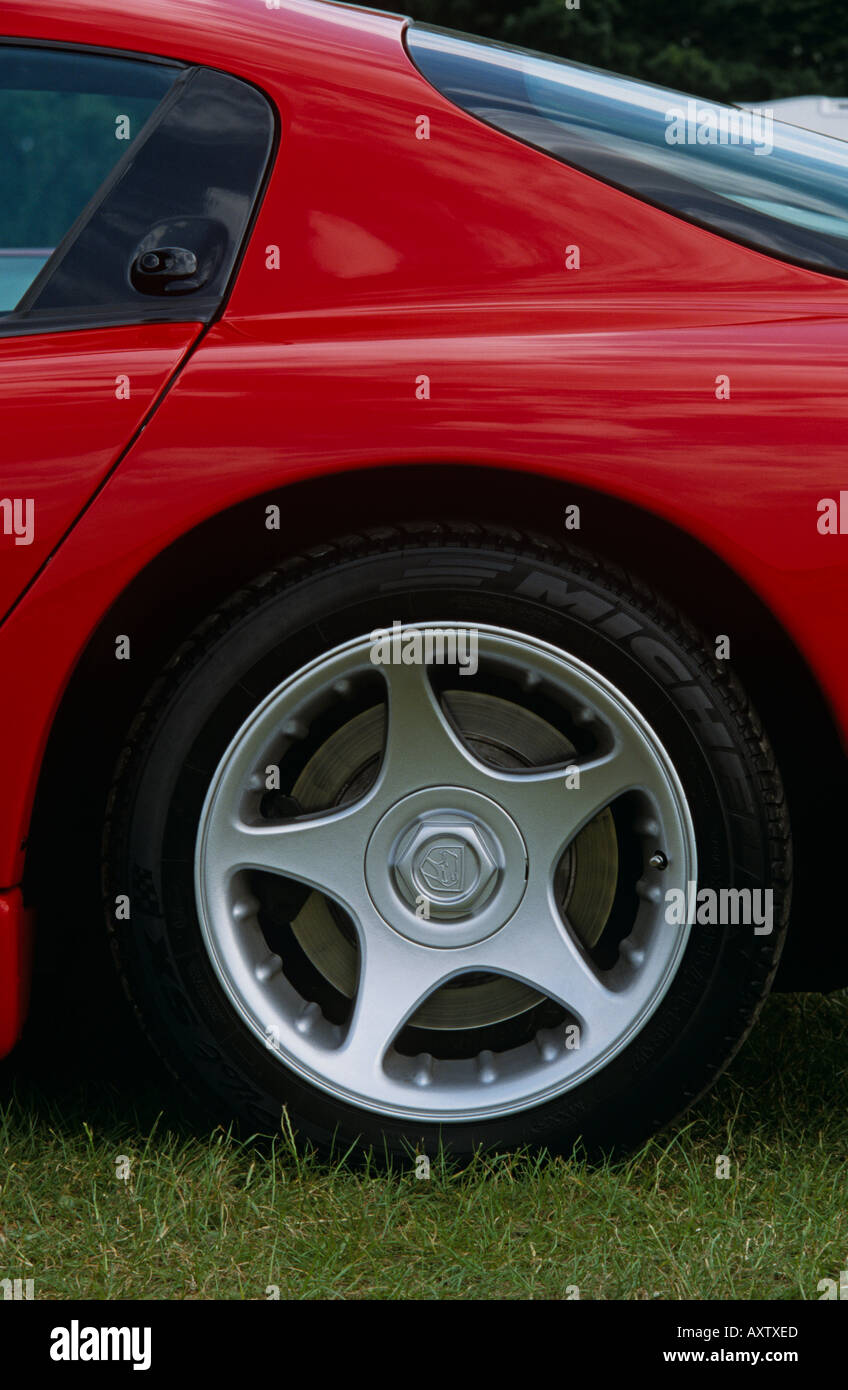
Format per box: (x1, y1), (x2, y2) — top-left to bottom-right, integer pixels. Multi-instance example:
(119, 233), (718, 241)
(24, 460), (848, 992)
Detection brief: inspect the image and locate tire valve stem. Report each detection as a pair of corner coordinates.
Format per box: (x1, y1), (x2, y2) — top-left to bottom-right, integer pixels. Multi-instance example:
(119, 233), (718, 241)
(649, 850), (668, 871)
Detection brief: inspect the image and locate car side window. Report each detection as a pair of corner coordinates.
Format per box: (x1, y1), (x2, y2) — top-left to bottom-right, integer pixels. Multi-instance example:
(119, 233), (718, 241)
(0, 47), (178, 314)
(0, 45), (275, 335)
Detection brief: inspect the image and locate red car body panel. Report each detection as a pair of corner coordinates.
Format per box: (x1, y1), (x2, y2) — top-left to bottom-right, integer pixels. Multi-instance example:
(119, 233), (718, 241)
(1, 0), (847, 1052)
(0, 325), (201, 618)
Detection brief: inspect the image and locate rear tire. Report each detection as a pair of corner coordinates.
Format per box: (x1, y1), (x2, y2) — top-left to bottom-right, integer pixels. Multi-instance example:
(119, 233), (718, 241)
(104, 527), (790, 1156)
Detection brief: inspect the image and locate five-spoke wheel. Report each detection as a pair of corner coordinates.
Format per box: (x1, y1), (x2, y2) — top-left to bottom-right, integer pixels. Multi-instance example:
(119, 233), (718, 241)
(106, 532), (788, 1155)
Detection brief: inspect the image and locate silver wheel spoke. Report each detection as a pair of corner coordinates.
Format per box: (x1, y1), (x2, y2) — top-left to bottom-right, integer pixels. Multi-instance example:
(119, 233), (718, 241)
(332, 931), (451, 1088)
(485, 879), (620, 1028)
(376, 660), (492, 800)
(202, 802), (370, 914)
(492, 735), (659, 870)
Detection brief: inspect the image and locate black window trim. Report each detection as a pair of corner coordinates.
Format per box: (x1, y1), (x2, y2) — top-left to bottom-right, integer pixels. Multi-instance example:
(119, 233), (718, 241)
(0, 36), (280, 338)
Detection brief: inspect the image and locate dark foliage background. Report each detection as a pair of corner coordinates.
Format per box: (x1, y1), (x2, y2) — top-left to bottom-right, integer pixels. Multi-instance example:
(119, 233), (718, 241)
(407, 0), (847, 103)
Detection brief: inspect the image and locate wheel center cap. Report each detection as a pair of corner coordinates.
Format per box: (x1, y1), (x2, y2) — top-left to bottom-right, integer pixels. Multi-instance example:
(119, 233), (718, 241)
(415, 837), (472, 896)
(365, 787), (528, 948)
(397, 815), (500, 919)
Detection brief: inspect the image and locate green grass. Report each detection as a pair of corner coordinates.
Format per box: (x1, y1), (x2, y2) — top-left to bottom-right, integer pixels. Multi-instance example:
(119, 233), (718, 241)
(1, 990), (846, 1299)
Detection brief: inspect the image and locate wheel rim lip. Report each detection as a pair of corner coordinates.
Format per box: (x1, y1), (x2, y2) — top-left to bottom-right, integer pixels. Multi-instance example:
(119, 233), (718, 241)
(194, 623), (698, 1123)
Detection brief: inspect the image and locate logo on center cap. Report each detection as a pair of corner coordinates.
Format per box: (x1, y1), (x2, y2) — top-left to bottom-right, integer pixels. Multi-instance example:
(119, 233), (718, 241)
(415, 839), (474, 897)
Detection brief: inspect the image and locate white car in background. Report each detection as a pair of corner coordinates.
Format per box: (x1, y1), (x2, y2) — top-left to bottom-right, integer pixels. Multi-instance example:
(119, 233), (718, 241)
(744, 96), (848, 139)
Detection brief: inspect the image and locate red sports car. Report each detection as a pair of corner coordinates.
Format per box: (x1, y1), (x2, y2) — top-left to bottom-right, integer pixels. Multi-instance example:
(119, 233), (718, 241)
(2, 0), (847, 1157)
